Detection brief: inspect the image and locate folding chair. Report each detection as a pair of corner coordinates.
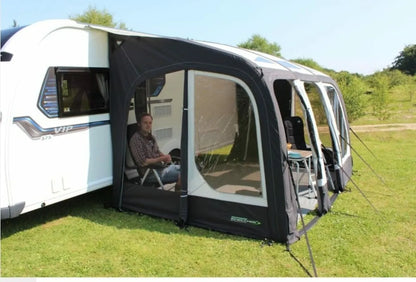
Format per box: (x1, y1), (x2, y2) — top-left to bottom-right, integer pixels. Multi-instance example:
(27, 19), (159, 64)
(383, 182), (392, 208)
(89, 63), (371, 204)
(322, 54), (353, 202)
(138, 164), (166, 189)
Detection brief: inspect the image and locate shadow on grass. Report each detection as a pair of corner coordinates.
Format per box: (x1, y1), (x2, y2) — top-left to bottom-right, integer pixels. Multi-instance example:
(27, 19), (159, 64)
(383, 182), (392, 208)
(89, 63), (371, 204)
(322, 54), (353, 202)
(2, 184), (334, 245)
(287, 248), (314, 277)
(1, 187), (255, 244)
(329, 210), (361, 218)
(1, 187), (113, 239)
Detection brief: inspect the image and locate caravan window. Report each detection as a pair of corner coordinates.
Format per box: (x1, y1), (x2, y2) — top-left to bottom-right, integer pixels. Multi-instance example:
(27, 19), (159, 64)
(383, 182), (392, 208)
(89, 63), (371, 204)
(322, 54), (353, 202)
(133, 75), (167, 118)
(38, 67), (59, 117)
(55, 68), (109, 117)
(193, 72), (264, 198)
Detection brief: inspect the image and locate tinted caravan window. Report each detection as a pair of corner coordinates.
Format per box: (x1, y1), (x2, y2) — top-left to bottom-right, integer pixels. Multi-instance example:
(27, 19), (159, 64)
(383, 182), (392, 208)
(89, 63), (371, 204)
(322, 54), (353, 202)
(38, 67), (59, 117)
(56, 68), (109, 117)
(134, 75), (166, 119)
(193, 72), (264, 198)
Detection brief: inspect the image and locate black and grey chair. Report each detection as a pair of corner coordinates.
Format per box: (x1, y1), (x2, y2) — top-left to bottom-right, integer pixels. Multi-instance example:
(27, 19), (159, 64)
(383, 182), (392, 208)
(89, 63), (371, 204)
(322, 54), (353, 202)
(284, 116), (309, 150)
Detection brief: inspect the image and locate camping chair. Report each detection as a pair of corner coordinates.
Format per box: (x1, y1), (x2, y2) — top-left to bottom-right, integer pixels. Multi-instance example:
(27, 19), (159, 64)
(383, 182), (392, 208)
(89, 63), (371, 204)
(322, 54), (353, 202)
(284, 116), (309, 150)
(125, 123), (165, 189)
(138, 163), (166, 189)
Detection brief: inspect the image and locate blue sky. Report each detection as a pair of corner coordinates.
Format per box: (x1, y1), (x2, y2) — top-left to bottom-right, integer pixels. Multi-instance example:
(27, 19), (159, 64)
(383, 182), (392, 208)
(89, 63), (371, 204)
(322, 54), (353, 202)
(1, 0), (415, 75)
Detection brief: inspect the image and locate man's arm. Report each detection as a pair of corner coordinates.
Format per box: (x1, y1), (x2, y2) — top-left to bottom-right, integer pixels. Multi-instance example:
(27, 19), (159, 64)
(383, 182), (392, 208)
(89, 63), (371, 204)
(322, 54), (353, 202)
(143, 138), (171, 165)
(129, 132), (172, 167)
(142, 154), (171, 166)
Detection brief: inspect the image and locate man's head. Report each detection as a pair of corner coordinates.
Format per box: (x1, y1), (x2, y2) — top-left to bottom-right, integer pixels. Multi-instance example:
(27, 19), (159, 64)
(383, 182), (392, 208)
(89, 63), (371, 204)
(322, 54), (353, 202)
(138, 113), (153, 136)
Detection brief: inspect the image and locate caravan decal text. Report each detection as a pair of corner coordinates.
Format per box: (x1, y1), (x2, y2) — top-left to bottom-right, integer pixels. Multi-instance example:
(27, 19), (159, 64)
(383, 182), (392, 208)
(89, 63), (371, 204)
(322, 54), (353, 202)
(13, 116), (109, 140)
(230, 216), (261, 225)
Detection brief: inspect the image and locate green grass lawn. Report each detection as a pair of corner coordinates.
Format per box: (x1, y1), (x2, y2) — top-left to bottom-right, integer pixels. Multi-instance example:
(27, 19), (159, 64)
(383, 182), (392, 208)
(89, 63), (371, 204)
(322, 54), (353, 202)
(1, 130), (415, 277)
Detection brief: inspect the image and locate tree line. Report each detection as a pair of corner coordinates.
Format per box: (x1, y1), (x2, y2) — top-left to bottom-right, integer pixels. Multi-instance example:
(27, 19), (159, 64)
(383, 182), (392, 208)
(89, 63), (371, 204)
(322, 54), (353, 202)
(238, 34), (416, 122)
(242, 36), (416, 123)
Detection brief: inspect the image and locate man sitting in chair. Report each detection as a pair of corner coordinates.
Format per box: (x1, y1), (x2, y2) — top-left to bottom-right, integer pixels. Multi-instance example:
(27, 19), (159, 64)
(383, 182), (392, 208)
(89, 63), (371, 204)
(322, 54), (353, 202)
(129, 113), (181, 189)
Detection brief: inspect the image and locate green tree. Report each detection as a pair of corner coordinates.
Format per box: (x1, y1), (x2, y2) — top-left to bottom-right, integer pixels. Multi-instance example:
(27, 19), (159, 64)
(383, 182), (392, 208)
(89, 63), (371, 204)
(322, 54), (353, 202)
(367, 72), (391, 120)
(238, 34), (281, 57)
(333, 72), (367, 122)
(384, 69), (416, 102)
(385, 69), (412, 88)
(70, 6), (127, 29)
(391, 44), (416, 75)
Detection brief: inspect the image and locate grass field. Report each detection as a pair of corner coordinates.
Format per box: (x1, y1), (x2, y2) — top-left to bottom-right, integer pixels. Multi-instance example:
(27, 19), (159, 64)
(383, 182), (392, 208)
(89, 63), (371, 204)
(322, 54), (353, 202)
(1, 130), (415, 277)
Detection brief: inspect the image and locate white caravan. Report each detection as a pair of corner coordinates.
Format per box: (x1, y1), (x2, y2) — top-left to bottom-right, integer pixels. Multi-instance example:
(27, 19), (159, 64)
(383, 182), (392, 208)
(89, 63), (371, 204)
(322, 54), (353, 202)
(0, 20), (179, 218)
(0, 20), (111, 218)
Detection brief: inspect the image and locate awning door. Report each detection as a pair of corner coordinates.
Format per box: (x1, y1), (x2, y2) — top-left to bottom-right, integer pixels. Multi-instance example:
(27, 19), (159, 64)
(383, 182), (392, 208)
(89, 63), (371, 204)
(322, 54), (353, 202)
(292, 80), (327, 188)
(316, 82), (353, 189)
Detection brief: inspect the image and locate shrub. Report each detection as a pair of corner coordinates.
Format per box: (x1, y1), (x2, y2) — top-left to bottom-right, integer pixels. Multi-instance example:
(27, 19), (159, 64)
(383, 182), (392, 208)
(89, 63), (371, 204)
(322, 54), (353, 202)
(333, 72), (367, 122)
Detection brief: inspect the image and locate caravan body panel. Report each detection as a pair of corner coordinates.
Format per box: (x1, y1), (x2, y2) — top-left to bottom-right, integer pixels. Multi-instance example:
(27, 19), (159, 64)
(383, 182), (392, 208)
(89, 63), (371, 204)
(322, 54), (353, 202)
(1, 20), (113, 218)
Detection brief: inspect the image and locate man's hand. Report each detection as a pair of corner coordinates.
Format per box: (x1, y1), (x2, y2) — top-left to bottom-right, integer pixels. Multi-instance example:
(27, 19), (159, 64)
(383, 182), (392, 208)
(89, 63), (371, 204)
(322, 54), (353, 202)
(160, 154), (172, 164)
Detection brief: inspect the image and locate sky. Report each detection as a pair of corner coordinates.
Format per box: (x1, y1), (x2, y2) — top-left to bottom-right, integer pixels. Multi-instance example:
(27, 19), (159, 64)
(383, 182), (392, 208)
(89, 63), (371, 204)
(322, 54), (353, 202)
(1, 0), (415, 75)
